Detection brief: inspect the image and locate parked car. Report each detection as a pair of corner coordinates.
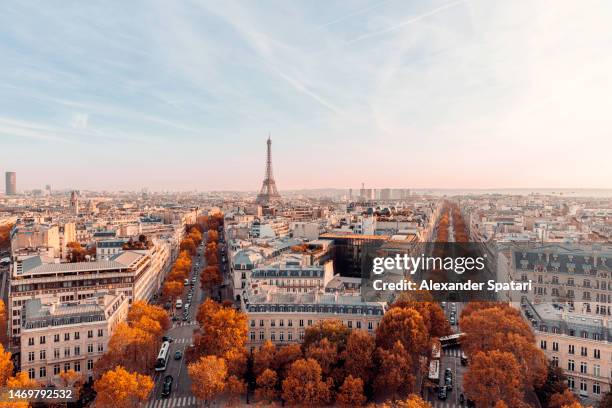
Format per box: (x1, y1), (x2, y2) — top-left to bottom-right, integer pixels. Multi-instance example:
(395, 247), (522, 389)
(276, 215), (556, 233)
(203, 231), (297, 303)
(437, 386), (447, 400)
(174, 351), (182, 360)
(161, 375), (173, 397)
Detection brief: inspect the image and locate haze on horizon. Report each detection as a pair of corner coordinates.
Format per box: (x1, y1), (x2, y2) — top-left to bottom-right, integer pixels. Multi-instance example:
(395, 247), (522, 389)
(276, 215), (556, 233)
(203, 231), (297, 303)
(1, 1), (611, 192)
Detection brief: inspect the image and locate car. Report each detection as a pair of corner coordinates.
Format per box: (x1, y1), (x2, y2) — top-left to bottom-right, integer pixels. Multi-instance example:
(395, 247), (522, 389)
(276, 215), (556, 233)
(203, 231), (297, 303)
(184, 279), (189, 286)
(162, 336), (174, 343)
(182, 315), (189, 321)
(437, 386), (447, 400)
(174, 351), (182, 360)
(449, 316), (456, 325)
(441, 302), (446, 308)
(185, 303), (191, 309)
(461, 351), (468, 366)
(161, 375), (173, 397)
(445, 376), (453, 389)
(445, 368), (452, 378)
(192, 277), (197, 282)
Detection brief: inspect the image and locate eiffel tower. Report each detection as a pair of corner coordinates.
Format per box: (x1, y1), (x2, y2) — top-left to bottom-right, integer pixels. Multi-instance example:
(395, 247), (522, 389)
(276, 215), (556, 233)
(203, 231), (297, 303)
(256, 136), (281, 205)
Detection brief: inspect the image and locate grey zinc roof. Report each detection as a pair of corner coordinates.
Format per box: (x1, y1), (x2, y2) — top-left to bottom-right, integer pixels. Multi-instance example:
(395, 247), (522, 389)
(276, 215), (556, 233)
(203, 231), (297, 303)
(21, 251), (145, 275)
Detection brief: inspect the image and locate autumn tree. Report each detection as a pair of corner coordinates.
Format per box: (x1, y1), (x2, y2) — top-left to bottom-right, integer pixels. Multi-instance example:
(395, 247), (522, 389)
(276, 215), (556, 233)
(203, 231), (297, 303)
(127, 301), (170, 332)
(162, 281), (183, 305)
(6, 371), (39, 389)
(200, 265), (222, 295)
(66, 241), (87, 262)
(255, 368), (278, 404)
(463, 350), (524, 407)
(0, 300), (7, 346)
(549, 389), (579, 408)
(207, 230), (219, 242)
(253, 340), (276, 376)
(376, 307), (428, 358)
(193, 299), (247, 360)
(395, 394), (433, 408)
(344, 330), (375, 384)
(98, 323), (157, 375)
(93, 366), (153, 408)
(281, 359), (332, 407)
(59, 369), (84, 399)
(303, 319), (350, 351)
(0, 344), (14, 387)
(375, 341), (415, 400)
(225, 375), (246, 407)
(271, 344), (303, 380)
(391, 299), (451, 339)
(336, 375), (366, 407)
(490, 332), (547, 389)
(535, 363), (569, 407)
(304, 338), (338, 378)
(188, 356), (227, 407)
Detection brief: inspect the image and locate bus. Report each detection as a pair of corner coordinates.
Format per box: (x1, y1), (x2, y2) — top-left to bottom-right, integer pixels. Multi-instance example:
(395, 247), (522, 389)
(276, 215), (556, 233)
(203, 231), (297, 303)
(439, 333), (464, 348)
(155, 341), (171, 371)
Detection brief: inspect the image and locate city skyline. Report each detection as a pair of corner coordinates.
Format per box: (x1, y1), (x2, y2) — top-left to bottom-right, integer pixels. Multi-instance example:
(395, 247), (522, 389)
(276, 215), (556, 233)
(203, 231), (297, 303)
(2, 1), (612, 191)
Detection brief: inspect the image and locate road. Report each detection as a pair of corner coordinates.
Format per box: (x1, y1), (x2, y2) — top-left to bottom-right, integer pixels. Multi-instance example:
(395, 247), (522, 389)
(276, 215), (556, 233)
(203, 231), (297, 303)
(147, 239), (208, 407)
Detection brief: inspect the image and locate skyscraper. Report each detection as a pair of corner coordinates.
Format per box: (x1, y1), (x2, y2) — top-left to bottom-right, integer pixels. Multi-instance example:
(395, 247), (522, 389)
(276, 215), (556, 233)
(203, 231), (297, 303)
(256, 137), (281, 205)
(5, 172), (16, 195)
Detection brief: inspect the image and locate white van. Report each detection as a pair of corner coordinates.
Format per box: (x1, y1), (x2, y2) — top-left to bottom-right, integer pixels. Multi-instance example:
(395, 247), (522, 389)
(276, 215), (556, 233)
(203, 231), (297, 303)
(176, 299), (183, 309)
(184, 279), (189, 286)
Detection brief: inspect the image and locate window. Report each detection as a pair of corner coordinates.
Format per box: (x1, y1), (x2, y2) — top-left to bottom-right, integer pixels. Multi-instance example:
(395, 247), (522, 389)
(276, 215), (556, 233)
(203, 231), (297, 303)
(54, 364), (60, 375)
(88, 344), (93, 353)
(40, 350), (46, 360)
(97, 329), (103, 337)
(250, 332), (255, 340)
(288, 320), (293, 327)
(594, 364), (600, 377)
(568, 345), (575, 354)
(307, 320), (312, 326)
(97, 344), (104, 353)
(259, 331), (264, 340)
(64, 348), (70, 358)
(271, 320), (275, 327)
(74, 332), (80, 340)
(259, 320), (264, 327)
(579, 380), (587, 392)
(540, 340), (547, 350)
(594, 349), (601, 359)
(348, 321), (353, 329)
(593, 383), (601, 395)
(64, 363), (70, 372)
(368, 322), (373, 330)
(299, 319), (304, 327)
(64, 333), (70, 341)
(581, 347), (588, 357)
(74, 346), (80, 356)
(552, 356), (559, 367)
(74, 362), (81, 372)
(87, 360), (94, 371)
(580, 362), (587, 374)
(28, 368), (35, 379)
(39, 336), (46, 345)
(28, 352), (34, 362)
(279, 332), (284, 342)
(250, 320), (255, 327)
(54, 349), (60, 359)
(39, 367), (46, 378)
(357, 321), (362, 329)
(28, 337), (34, 346)
(567, 377), (574, 390)
(279, 320), (284, 327)
(568, 360), (575, 371)
(288, 332), (293, 341)
(54, 334), (60, 343)
(87, 330), (93, 338)
(552, 342), (559, 352)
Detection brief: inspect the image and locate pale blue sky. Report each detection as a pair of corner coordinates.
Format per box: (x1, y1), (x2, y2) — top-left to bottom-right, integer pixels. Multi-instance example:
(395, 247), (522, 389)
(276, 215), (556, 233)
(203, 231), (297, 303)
(1, 0), (611, 191)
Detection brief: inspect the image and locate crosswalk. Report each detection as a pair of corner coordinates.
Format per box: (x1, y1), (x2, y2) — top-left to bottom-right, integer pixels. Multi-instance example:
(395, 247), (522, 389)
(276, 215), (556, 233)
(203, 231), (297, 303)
(171, 321), (198, 328)
(145, 396), (198, 408)
(173, 338), (192, 344)
(429, 401), (461, 408)
(443, 348), (461, 357)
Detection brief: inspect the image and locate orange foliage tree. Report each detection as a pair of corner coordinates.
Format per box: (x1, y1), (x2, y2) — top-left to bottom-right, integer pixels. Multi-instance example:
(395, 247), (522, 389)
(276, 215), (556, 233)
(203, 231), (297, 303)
(93, 366), (153, 408)
(336, 375), (366, 407)
(188, 356), (227, 407)
(281, 358), (333, 407)
(375, 341), (415, 400)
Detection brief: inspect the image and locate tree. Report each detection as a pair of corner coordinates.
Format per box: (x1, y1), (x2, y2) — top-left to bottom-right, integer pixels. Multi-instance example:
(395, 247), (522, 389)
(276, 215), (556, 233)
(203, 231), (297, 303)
(271, 344), (302, 380)
(103, 323), (158, 374)
(344, 330), (375, 384)
(494, 402), (509, 408)
(200, 265), (222, 295)
(193, 299), (247, 359)
(549, 389), (579, 408)
(6, 371), (38, 389)
(162, 281), (183, 305)
(460, 307), (534, 358)
(0, 344), (14, 387)
(207, 230), (219, 242)
(127, 301), (170, 331)
(0, 300), (8, 346)
(395, 394), (433, 408)
(180, 237), (197, 255)
(376, 307), (428, 358)
(255, 368), (278, 404)
(535, 363), (569, 407)
(188, 356), (227, 407)
(225, 375), (246, 407)
(304, 338), (338, 378)
(336, 375), (366, 407)
(93, 366), (153, 408)
(253, 340), (276, 376)
(463, 350), (524, 408)
(489, 332), (547, 389)
(66, 241), (87, 262)
(281, 359), (332, 407)
(599, 391), (612, 408)
(303, 319), (350, 351)
(375, 341), (415, 400)
(59, 369), (84, 399)
(391, 300), (451, 339)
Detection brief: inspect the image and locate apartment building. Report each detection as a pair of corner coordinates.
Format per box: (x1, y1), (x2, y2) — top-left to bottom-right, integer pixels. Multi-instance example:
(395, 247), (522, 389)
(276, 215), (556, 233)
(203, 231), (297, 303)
(249, 260), (334, 294)
(527, 301), (611, 405)
(20, 291), (128, 384)
(9, 241), (170, 338)
(244, 286), (386, 350)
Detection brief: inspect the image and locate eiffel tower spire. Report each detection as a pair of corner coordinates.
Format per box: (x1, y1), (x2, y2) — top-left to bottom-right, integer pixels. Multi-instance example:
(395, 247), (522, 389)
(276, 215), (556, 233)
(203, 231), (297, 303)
(256, 136), (281, 205)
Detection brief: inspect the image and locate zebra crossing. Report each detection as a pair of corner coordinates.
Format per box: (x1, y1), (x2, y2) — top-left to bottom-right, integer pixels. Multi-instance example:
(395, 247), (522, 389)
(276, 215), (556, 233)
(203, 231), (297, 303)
(443, 348), (461, 357)
(429, 401), (461, 408)
(171, 321), (198, 328)
(145, 395), (198, 408)
(173, 337), (192, 344)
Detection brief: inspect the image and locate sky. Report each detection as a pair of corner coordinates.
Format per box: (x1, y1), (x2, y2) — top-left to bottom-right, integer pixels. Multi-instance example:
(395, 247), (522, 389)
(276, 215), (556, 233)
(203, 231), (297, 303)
(1, 0), (611, 191)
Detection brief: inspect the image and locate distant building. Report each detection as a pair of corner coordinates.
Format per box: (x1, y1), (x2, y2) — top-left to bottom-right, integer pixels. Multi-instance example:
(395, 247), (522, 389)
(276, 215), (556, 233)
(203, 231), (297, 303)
(20, 291), (128, 384)
(70, 191), (79, 215)
(256, 137), (281, 205)
(5, 172), (16, 195)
